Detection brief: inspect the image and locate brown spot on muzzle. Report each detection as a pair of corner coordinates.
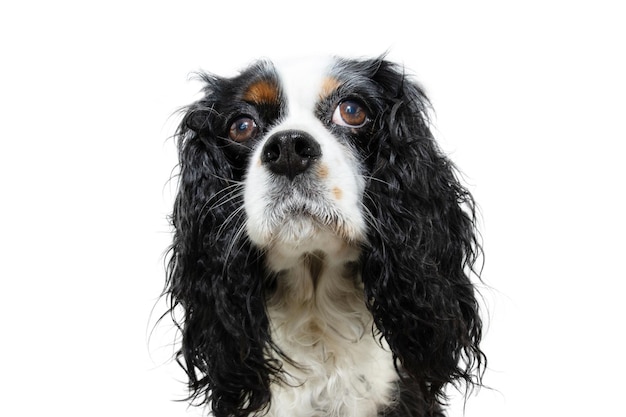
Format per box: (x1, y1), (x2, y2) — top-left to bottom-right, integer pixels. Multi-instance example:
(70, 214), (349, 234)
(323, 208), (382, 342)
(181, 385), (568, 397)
(317, 164), (329, 179)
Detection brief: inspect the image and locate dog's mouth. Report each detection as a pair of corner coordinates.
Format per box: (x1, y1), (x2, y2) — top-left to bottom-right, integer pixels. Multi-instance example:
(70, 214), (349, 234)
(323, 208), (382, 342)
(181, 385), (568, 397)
(265, 195), (339, 235)
(246, 189), (365, 252)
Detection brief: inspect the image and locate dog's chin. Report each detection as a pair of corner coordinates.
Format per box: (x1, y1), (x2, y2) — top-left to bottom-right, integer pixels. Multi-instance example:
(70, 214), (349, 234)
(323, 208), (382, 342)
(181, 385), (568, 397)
(246, 209), (365, 269)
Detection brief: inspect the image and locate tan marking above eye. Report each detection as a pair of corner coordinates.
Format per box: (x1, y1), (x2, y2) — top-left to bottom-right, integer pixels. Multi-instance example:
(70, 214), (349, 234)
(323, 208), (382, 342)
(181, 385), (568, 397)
(319, 77), (342, 100)
(243, 80), (279, 104)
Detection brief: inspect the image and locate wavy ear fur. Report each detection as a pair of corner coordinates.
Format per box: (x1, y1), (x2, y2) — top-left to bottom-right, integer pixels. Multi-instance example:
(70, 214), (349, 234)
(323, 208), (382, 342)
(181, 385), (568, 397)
(361, 61), (485, 408)
(165, 76), (277, 417)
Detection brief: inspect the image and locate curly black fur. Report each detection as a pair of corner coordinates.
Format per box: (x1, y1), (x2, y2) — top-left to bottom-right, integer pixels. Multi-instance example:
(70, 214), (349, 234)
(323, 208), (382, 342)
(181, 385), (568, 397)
(355, 60), (485, 407)
(164, 57), (485, 417)
(166, 71), (281, 416)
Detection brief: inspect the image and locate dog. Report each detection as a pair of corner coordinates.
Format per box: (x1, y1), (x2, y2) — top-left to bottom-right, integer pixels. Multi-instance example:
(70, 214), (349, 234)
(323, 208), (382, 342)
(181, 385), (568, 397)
(165, 56), (485, 417)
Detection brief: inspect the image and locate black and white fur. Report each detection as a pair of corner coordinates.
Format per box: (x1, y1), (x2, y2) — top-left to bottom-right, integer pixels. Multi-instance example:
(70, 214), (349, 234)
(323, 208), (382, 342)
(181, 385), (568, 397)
(165, 56), (485, 417)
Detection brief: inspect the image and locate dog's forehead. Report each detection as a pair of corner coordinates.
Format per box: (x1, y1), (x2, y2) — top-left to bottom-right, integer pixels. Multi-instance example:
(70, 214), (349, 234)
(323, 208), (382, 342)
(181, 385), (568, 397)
(240, 57), (341, 113)
(275, 57), (337, 109)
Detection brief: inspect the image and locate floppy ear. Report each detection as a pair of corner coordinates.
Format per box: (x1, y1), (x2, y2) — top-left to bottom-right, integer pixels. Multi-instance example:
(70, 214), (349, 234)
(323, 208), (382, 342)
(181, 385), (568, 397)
(165, 77), (277, 417)
(361, 62), (485, 407)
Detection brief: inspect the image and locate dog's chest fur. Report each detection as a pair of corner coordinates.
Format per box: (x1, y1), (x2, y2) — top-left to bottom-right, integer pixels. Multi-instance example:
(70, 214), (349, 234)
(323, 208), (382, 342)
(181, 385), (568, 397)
(265, 253), (398, 417)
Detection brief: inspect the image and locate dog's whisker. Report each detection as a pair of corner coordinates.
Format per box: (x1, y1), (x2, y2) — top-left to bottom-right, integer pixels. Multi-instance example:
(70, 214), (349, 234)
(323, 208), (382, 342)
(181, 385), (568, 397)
(221, 219), (256, 279)
(196, 185), (244, 227)
(205, 185), (245, 213)
(215, 204), (246, 241)
(360, 195), (385, 240)
(362, 175), (393, 188)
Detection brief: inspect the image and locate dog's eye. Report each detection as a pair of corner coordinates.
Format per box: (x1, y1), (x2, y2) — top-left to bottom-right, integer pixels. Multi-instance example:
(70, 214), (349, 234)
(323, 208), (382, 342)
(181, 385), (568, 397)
(332, 100), (368, 128)
(229, 117), (259, 142)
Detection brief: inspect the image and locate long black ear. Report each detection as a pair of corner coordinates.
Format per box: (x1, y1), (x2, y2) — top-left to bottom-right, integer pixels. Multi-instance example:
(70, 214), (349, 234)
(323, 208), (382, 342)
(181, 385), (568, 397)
(165, 75), (277, 417)
(361, 61), (485, 408)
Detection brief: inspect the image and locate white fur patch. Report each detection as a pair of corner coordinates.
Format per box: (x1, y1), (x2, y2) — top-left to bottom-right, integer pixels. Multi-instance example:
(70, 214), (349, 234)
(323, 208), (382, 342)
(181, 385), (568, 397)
(242, 59), (398, 416)
(265, 261), (397, 417)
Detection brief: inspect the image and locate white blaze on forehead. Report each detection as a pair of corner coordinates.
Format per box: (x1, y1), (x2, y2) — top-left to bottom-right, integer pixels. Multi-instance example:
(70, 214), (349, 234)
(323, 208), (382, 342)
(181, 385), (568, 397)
(273, 56), (336, 119)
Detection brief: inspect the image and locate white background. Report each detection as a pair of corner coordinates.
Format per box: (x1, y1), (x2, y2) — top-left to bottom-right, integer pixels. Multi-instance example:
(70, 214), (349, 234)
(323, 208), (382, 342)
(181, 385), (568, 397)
(1, 1), (624, 416)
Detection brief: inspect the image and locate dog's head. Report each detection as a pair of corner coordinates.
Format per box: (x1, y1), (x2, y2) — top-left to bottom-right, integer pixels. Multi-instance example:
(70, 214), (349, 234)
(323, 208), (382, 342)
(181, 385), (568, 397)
(166, 56), (484, 416)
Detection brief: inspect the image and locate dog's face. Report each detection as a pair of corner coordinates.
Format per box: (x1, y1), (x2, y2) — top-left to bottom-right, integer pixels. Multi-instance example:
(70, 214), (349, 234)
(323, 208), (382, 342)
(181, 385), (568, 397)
(201, 58), (395, 267)
(243, 59), (372, 266)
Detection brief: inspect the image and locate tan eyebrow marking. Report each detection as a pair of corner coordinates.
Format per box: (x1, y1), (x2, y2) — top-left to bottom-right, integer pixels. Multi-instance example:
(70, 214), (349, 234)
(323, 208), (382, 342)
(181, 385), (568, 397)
(319, 76), (342, 100)
(243, 80), (280, 104)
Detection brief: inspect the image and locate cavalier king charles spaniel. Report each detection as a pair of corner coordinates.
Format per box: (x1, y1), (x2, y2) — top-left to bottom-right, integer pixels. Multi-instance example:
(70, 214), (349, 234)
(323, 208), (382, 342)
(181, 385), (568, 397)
(165, 56), (485, 417)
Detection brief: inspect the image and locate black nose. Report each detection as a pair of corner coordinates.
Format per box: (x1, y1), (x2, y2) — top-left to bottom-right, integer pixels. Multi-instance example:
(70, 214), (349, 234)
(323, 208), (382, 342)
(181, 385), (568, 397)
(261, 130), (322, 179)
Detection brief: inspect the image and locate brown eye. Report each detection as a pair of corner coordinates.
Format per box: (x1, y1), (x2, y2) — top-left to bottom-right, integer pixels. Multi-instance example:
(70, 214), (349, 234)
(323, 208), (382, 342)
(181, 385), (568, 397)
(229, 117), (258, 142)
(332, 100), (368, 128)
